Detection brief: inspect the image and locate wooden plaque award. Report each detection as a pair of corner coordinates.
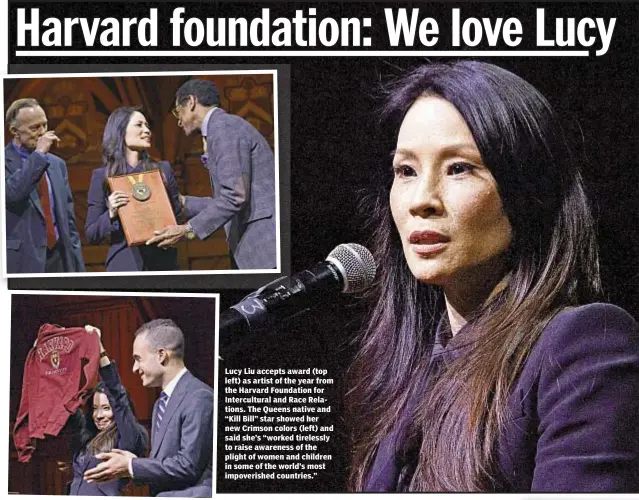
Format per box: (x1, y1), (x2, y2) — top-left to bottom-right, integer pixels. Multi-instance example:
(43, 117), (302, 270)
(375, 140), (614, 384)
(107, 169), (177, 246)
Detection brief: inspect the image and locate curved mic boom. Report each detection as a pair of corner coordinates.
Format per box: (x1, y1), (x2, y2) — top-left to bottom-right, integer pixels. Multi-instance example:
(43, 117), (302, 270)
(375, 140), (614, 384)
(219, 243), (376, 342)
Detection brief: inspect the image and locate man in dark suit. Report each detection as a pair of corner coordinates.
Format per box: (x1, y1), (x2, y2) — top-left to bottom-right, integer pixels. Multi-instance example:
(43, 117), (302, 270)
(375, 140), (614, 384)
(83, 319), (213, 497)
(147, 79), (277, 270)
(4, 98), (85, 273)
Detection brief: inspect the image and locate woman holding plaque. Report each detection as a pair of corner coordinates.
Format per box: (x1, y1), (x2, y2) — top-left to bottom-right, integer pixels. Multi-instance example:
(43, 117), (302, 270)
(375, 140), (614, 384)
(347, 61), (639, 492)
(86, 106), (182, 271)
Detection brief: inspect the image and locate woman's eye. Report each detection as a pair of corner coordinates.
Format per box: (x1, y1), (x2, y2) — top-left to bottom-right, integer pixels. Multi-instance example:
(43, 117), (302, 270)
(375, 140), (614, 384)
(447, 162), (475, 176)
(393, 165), (416, 178)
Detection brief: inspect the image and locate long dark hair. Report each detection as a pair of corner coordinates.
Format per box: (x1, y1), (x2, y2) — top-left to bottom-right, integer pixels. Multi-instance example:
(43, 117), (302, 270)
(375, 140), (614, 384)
(72, 382), (137, 456)
(347, 61), (601, 491)
(102, 106), (159, 190)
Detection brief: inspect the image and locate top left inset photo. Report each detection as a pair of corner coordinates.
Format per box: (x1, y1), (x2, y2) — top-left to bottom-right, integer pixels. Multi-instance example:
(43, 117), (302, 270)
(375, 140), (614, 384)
(2, 70), (282, 277)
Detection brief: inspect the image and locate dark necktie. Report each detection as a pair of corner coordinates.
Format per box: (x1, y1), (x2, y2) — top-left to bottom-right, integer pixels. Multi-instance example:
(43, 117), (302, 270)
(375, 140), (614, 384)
(36, 175), (57, 249)
(156, 391), (168, 432)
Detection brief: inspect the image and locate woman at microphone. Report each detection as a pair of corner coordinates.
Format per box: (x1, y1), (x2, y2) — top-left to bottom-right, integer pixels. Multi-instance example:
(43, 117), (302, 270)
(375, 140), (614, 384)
(347, 61), (639, 492)
(85, 106), (183, 271)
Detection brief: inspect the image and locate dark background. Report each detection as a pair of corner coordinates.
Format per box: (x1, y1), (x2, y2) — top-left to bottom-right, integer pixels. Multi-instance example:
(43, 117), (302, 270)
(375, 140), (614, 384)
(6, 1), (639, 493)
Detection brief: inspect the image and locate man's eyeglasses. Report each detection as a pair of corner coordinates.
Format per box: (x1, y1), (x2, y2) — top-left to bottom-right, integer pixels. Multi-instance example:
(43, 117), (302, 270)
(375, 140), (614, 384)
(171, 97), (191, 119)
(171, 104), (183, 119)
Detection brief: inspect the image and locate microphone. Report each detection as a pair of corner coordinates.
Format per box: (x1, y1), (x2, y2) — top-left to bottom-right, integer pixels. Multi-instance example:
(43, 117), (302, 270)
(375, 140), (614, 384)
(219, 243), (376, 341)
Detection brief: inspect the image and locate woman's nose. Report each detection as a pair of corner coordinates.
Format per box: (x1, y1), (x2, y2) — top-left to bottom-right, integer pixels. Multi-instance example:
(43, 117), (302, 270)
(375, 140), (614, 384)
(408, 173), (444, 217)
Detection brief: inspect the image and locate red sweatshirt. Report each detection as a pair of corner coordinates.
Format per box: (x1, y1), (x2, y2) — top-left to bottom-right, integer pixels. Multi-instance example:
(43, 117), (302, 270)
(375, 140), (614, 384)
(13, 324), (101, 462)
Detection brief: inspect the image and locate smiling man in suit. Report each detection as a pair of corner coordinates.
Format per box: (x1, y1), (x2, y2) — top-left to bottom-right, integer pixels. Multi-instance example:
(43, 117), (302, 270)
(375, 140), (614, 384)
(4, 98), (85, 273)
(83, 319), (213, 497)
(147, 79), (277, 270)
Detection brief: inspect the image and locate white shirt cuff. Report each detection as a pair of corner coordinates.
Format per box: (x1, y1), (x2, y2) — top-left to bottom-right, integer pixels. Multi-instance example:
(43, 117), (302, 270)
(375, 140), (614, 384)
(128, 457), (135, 478)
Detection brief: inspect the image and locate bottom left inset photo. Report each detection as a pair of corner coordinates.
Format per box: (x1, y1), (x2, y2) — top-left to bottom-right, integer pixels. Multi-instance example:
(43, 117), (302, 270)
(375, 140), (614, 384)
(8, 291), (218, 497)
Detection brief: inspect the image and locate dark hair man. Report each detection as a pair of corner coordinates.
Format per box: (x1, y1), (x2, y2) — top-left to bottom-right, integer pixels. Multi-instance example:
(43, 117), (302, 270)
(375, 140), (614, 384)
(84, 319), (213, 497)
(147, 79), (277, 270)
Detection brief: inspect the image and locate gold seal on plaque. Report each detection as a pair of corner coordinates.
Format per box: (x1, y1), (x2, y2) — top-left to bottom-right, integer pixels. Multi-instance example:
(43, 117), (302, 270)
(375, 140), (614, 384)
(132, 182), (152, 201)
(109, 169), (178, 246)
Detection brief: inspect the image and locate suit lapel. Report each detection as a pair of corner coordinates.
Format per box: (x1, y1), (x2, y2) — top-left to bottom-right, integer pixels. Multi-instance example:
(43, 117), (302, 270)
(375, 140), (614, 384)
(95, 482), (111, 495)
(4, 144), (21, 175)
(80, 452), (99, 475)
(4, 145), (45, 219)
(30, 186), (45, 220)
(205, 109), (228, 168)
(79, 454), (114, 494)
(151, 372), (192, 458)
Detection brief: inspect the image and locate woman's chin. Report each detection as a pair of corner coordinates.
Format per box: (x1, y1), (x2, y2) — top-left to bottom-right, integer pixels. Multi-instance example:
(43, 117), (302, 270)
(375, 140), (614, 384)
(406, 265), (448, 286)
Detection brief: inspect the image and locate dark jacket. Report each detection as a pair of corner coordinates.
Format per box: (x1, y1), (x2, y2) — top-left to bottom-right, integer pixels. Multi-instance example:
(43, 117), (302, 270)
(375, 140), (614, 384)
(4, 143), (85, 273)
(365, 303), (639, 492)
(69, 362), (149, 496)
(131, 371), (213, 497)
(85, 161), (182, 272)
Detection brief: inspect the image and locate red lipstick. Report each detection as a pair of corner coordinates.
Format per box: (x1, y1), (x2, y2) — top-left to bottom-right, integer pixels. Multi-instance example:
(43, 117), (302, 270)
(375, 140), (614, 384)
(409, 231), (449, 244)
(408, 230), (449, 256)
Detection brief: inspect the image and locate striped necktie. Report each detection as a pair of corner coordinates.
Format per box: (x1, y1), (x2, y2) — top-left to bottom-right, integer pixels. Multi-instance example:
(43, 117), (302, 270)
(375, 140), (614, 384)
(201, 136), (209, 166)
(156, 391), (168, 432)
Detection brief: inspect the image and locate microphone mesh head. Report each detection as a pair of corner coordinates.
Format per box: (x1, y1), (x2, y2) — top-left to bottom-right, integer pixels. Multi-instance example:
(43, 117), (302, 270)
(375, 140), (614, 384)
(326, 243), (377, 293)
